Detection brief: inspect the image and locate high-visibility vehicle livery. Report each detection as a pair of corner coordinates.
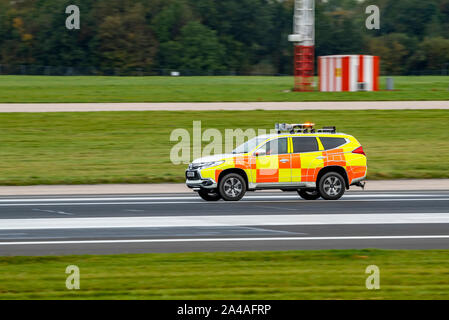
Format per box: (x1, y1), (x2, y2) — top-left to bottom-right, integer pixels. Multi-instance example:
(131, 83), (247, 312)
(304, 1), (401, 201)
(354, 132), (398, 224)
(186, 123), (367, 201)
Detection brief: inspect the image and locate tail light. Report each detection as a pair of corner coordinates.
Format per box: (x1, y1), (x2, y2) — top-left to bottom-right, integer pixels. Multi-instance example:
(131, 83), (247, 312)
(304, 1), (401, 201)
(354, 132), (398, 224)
(352, 146), (366, 156)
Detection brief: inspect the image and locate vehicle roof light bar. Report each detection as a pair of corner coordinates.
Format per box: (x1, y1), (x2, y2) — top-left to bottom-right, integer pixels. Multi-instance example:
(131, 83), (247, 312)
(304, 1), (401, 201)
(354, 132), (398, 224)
(275, 123), (337, 134)
(317, 126), (337, 134)
(276, 123), (315, 133)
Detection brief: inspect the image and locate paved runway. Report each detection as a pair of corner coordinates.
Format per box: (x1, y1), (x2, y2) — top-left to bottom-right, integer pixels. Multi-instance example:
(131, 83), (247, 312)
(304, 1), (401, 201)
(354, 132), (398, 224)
(0, 190), (448, 256)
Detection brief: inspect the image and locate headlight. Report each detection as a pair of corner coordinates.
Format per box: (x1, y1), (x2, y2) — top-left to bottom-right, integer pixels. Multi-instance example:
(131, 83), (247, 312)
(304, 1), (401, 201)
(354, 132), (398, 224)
(197, 160), (225, 169)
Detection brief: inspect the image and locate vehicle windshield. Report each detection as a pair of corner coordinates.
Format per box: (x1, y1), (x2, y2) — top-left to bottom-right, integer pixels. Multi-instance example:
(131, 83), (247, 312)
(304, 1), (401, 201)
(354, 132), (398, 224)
(232, 137), (267, 154)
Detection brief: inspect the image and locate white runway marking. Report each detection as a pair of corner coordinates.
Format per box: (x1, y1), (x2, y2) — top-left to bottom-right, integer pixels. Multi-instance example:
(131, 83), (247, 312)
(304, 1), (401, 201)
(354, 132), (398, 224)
(32, 209), (73, 216)
(1, 213), (449, 230)
(1, 235), (449, 246)
(0, 198), (449, 207)
(0, 193), (443, 202)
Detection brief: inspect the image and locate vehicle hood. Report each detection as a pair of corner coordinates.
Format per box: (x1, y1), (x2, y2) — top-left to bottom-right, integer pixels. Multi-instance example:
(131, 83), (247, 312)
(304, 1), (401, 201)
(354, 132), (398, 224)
(192, 154), (237, 164)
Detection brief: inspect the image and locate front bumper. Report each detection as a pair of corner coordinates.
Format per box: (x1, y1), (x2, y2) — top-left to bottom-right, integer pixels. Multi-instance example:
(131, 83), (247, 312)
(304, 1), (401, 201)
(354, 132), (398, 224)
(186, 179), (217, 189)
(185, 169), (217, 189)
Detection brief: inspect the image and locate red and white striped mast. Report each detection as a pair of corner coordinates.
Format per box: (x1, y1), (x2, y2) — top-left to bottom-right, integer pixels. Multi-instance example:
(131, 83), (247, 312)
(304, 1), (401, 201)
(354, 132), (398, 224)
(288, 0), (315, 92)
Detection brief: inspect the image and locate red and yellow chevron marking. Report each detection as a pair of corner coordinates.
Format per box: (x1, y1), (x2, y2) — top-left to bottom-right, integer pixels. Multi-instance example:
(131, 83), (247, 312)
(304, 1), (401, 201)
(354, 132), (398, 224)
(323, 149), (346, 167)
(199, 135), (367, 186)
(255, 155), (282, 183)
(347, 165), (367, 182)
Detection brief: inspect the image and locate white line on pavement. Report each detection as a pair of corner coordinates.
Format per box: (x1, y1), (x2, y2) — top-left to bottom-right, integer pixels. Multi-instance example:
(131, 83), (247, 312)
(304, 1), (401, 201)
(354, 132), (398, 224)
(1, 213), (449, 230)
(1, 235), (449, 246)
(0, 193), (442, 202)
(0, 198), (448, 207)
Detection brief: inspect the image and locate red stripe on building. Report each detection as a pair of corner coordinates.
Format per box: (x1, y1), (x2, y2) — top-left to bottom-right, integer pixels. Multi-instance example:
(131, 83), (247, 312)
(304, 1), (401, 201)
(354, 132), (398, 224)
(373, 56), (379, 91)
(358, 55), (364, 83)
(333, 57), (337, 92)
(342, 57), (349, 91)
(318, 57), (322, 91)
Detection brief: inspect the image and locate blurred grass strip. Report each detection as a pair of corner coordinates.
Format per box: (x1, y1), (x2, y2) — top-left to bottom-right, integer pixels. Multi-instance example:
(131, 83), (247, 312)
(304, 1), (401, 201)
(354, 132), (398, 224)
(0, 249), (448, 299)
(0, 110), (448, 185)
(0, 76), (448, 103)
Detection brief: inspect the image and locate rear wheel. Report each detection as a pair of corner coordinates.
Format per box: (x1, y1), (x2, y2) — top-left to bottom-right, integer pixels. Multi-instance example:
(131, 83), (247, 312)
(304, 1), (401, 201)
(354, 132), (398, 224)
(198, 189), (221, 201)
(318, 172), (345, 200)
(218, 173), (247, 201)
(297, 190), (321, 200)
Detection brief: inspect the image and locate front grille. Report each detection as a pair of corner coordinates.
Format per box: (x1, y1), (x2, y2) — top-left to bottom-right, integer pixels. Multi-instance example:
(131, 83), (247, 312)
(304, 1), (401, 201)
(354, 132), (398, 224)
(186, 170), (199, 180)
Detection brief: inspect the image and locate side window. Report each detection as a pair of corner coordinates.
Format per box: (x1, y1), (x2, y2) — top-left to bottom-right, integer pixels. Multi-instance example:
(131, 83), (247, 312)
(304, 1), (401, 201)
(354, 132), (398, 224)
(320, 137), (347, 150)
(292, 137), (318, 153)
(263, 138), (288, 155)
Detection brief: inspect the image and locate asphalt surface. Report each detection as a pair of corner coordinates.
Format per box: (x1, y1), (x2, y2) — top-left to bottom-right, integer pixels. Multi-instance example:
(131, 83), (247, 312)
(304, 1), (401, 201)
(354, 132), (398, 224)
(0, 190), (448, 256)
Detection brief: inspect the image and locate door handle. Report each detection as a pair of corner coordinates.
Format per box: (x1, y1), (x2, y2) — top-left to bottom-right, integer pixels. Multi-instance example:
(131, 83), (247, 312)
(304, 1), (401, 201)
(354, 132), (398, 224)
(316, 156), (325, 160)
(280, 159), (290, 163)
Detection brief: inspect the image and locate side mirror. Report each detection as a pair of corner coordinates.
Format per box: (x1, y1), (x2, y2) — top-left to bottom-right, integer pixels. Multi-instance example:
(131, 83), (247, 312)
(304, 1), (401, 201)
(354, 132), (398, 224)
(254, 149), (266, 157)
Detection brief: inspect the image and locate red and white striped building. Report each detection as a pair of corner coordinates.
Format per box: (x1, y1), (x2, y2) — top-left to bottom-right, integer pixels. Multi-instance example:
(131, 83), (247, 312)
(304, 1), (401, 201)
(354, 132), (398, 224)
(318, 55), (380, 92)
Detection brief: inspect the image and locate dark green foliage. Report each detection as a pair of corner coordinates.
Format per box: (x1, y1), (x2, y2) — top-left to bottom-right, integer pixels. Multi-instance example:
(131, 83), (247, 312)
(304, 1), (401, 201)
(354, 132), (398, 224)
(159, 21), (226, 72)
(0, 0), (447, 75)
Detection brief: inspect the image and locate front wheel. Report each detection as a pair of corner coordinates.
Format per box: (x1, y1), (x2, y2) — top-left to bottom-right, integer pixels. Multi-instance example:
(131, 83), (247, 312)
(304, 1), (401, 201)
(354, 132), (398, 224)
(218, 173), (247, 201)
(318, 172), (346, 200)
(297, 190), (321, 200)
(198, 189), (222, 201)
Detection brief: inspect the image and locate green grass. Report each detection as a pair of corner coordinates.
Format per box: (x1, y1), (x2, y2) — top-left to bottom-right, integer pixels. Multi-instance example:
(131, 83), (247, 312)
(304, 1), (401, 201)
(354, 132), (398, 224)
(1, 250), (449, 299)
(0, 110), (448, 185)
(0, 76), (448, 102)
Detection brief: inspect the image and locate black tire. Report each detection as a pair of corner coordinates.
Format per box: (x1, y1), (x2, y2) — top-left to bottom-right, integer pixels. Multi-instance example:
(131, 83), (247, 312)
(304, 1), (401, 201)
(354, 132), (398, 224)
(297, 189), (321, 200)
(218, 173), (247, 201)
(198, 189), (222, 201)
(318, 172), (346, 200)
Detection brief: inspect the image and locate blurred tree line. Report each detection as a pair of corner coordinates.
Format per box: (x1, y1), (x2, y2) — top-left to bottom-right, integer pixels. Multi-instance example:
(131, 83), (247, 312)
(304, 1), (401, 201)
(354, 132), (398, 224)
(0, 0), (448, 75)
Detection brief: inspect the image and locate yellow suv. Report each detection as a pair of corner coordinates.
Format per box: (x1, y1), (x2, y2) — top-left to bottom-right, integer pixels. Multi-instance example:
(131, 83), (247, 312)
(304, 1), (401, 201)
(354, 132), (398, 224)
(186, 123), (367, 201)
